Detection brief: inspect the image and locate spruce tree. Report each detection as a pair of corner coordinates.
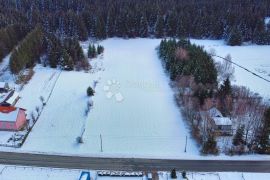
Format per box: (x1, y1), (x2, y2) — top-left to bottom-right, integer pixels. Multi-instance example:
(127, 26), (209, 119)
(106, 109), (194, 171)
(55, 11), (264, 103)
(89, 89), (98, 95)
(227, 27), (242, 46)
(61, 50), (74, 71)
(139, 15), (148, 37)
(256, 108), (270, 154)
(47, 36), (62, 68)
(95, 17), (106, 39)
(233, 125), (245, 146)
(202, 133), (218, 154)
(220, 78), (232, 96)
(97, 45), (104, 55)
(155, 15), (164, 38)
(87, 86), (95, 96)
(88, 44), (97, 58)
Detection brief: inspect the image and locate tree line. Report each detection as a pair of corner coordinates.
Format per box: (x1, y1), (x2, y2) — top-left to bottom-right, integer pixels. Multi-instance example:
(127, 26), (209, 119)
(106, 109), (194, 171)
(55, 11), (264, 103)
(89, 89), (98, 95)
(0, 0), (269, 45)
(9, 25), (88, 74)
(0, 24), (29, 61)
(159, 39), (217, 85)
(158, 39), (270, 154)
(9, 25), (44, 73)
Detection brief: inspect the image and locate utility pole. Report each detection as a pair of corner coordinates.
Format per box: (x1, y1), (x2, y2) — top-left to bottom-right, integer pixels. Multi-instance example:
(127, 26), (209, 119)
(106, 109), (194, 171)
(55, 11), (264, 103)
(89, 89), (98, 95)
(100, 134), (103, 152)
(184, 135), (187, 153)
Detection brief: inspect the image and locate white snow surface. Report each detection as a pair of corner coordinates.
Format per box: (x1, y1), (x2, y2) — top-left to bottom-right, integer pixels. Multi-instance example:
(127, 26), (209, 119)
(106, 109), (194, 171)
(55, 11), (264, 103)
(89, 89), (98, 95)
(20, 39), (198, 157)
(190, 39), (270, 99)
(0, 38), (269, 160)
(1, 165), (270, 180)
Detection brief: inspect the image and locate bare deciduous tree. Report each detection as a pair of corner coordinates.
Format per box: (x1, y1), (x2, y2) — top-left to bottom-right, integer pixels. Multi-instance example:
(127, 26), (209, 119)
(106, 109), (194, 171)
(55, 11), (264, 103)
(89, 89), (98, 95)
(35, 106), (40, 115)
(40, 96), (46, 106)
(216, 54), (235, 81)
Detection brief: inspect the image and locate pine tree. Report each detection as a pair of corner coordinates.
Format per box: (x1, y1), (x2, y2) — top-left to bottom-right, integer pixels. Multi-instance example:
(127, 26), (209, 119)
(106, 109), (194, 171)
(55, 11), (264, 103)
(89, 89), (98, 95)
(166, 13), (177, 37)
(256, 108), (270, 154)
(233, 125), (245, 146)
(87, 86), (95, 96)
(88, 44), (97, 58)
(220, 78), (232, 96)
(202, 133), (218, 154)
(77, 16), (88, 41)
(227, 27), (242, 46)
(139, 15), (148, 37)
(155, 15), (164, 38)
(95, 17), (106, 39)
(61, 49), (74, 71)
(218, 78), (232, 115)
(97, 45), (104, 55)
(87, 45), (92, 58)
(47, 36), (62, 68)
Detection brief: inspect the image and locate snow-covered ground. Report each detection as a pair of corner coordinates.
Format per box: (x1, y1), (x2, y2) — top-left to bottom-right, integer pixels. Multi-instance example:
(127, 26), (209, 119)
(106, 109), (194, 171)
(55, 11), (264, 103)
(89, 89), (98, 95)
(0, 54), (15, 84)
(0, 38), (269, 159)
(1, 165), (270, 180)
(20, 38), (198, 157)
(16, 66), (61, 118)
(190, 39), (270, 99)
(0, 165), (84, 180)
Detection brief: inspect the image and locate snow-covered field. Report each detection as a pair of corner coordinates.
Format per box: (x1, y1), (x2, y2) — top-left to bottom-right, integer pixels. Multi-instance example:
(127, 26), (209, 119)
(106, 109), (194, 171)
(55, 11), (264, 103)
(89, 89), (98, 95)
(20, 39), (198, 157)
(1, 165), (270, 180)
(0, 38), (269, 159)
(190, 39), (270, 99)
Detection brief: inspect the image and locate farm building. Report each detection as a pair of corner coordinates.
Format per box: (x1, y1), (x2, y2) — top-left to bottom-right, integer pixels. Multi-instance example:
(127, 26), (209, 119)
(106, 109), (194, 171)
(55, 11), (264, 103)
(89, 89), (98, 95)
(201, 107), (233, 136)
(0, 106), (27, 131)
(211, 116), (233, 135)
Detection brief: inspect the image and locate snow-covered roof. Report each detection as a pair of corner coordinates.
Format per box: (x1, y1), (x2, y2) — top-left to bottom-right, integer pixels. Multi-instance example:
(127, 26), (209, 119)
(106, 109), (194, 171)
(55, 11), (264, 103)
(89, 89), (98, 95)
(213, 117), (232, 126)
(6, 91), (19, 105)
(208, 107), (223, 118)
(0, 107), (20, 122)
(0, 82), (7, 88)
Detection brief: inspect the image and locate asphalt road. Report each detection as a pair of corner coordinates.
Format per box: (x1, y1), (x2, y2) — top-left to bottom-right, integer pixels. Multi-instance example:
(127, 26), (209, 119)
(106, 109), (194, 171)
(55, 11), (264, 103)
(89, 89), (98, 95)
(0, 152), (270, 172)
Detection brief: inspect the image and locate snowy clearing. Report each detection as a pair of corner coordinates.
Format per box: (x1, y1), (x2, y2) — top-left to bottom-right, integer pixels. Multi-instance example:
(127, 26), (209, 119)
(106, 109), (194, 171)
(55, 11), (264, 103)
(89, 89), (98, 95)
(190, 39), (270, 99)
(21, 38), (198, 157)
(0, 38), (269, 159)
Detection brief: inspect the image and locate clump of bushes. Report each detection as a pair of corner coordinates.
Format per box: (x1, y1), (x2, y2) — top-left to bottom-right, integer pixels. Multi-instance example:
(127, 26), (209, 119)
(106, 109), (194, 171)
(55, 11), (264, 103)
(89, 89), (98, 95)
(88, 44), (104, 58)
(201, 134), (219, 155)
(87, 86), (95, 96)
(171, 169), (177, 179)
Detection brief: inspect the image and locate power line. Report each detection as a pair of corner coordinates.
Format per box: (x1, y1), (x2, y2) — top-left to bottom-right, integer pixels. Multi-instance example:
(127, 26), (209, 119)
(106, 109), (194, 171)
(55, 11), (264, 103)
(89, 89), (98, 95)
(211, 54), (270, 83)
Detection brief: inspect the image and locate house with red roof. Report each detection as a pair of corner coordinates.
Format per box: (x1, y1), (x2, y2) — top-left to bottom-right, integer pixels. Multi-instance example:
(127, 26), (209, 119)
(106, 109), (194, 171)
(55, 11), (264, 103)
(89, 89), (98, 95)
(0, 106), (27, 131)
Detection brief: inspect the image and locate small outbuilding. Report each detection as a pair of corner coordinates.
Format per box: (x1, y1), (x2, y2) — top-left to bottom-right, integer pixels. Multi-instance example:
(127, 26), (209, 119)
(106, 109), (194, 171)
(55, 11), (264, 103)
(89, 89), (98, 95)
(0, 90), (20, 106)
(0, 106), (27, 131)
(5, 91), (20, 106)
(0, 82), (9, 93)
